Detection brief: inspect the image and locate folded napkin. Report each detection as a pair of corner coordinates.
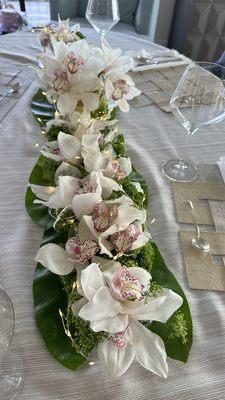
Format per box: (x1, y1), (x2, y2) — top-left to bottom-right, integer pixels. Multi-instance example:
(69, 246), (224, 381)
(125, 48), (190, 72)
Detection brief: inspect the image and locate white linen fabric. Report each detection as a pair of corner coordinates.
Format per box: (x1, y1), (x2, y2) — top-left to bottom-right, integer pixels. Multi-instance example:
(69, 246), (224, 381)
(0, 28), (225, 400)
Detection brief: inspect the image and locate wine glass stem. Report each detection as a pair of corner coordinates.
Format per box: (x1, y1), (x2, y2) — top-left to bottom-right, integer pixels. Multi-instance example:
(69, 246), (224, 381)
(180, 127), (198, 166)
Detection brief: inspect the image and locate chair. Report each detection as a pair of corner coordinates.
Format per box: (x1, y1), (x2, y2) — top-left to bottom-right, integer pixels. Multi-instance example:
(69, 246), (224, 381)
(217, 51), (225, 67)
(49, 0), (155, 37)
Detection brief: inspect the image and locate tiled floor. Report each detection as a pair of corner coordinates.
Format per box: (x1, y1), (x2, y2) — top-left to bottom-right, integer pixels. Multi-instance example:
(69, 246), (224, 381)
(11, 1), (50, 26)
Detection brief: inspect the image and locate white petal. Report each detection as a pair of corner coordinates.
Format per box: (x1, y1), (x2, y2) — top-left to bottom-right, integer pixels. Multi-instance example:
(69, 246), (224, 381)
(124, 289), (183, 323)
(130, 232), (151, 251)
(57, 92), (79, 116)
(78, 216), (97, 241)
(80, 92), (100, 111)
(54, 161), (80, 185)
(72, 191), (101, 220)
(98, 339), (135, 377)
(79, 286), (122, 321)
(35, 243), (74, 275)
(58, 175), (79, 207)
(58, 131), (81, 160)
(90, 313), (128, 333)
(130, 320), (168, 378)
(117, 99), (129, 112)
(80, 263), (105, 301)
(71, 297), (88, 316)
(30, 184), (55, 201)
(117, 204), (146, 231)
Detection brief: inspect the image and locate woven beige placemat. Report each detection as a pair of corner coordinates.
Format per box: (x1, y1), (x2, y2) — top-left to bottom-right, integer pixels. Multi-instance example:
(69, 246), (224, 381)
(172, 181), (225, 225)
(180, 231), (225, 291)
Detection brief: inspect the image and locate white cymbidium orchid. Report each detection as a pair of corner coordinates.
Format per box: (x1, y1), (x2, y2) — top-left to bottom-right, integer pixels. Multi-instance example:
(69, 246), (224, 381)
(104, 72), (141, 112)
(41, 131), (82, 163)
(72, 262), (183, 378)
(99, 38), (134, 75)
(37, 38), (104, 115)
(76, 195), (149, 257)
(31, 174), (102, 216)
(53, 16), (81, 43)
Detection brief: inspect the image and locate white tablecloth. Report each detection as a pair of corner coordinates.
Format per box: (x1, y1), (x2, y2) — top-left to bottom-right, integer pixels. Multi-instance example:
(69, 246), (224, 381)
(0, 28), (225, 400)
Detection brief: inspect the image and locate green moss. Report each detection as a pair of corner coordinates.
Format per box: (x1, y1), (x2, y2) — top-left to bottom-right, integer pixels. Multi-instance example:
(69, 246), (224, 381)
(112, 134), (126, 156)
(150, 281), (163, 297)
(54, 208), (78, 236)
(136, 241), (155, 272)
(168, 311), (188, 344)
(120, 177), (145, 208)
(60, 273), (106, 358)
(75, 31), (86, 40)
(45, 123), (72, 141)
(42, 158), (60, 185)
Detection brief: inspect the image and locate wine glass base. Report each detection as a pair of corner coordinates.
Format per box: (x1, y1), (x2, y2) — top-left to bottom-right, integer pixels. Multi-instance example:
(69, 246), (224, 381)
(162, 159), (198, 182)
(0, 348), (24, 400)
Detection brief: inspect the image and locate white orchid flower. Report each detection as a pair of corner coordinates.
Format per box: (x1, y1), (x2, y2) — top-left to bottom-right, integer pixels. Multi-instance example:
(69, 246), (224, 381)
(72, 262), (183, 377)
(81, 134), (115, 173)
(76, 195), (147, 258)
(41, 131), (81, 163)
(104, 72), (140, 112)
(31, 175), (80, 209)
(99, 38), (134, 75)
(37, 39), (103, 115)
(53, 16), (81, 43)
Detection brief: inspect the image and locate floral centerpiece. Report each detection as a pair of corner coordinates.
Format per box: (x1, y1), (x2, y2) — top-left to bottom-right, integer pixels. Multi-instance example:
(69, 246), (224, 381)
(26, 18), (192, 378)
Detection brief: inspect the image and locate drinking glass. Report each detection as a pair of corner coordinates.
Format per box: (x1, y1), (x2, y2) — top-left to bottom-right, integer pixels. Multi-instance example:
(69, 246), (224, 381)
(0, 287), (24, 400)
(162, 62), (225, 182)
(86, 0), (120, 38)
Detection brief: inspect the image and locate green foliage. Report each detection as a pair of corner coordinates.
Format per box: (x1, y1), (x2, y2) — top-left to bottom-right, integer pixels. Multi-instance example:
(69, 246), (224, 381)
(75, 31), (86, 40)
(168, 311), (188, 344)
(54, 208), (78, 236)
(150, 281), (163, 297)
(112, 134), (126, 156)
(45, 123), (73, 141)
(60, 272), (106, 358)
(120, 177), (145, 208)
(42, 158), (60, 185)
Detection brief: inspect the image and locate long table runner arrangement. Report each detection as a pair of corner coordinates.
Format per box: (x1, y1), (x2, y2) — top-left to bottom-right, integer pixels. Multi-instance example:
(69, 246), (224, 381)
(25, 18), (193, 378)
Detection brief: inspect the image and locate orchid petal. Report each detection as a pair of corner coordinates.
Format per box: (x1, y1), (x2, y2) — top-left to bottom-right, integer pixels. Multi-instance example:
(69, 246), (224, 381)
(58, 131), (81, 160)
(30, 184), (55, 201)
(91, 313), (128, 333)
(71, 297), (88, 316)
(130, 320), (168, 378)
(35, 243), (74, 275)
(79, 286), (122, 321)
(98, 339), (135, 377)
(57, 92), (79, 116)
(80, 263), (105, 301)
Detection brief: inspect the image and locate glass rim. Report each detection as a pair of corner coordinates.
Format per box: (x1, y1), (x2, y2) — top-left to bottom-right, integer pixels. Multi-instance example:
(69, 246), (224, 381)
(0, 287), (15, 347)
(187, 60), (225, 73)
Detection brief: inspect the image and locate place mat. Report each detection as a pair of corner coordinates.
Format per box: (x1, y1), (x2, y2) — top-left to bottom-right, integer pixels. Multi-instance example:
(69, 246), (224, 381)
(180, 230), (225, 291)
(172, 181), (225, 225)
(173, 164), (225, 291)
(0, 67), (34, 122)
(129, 65), (186, 112)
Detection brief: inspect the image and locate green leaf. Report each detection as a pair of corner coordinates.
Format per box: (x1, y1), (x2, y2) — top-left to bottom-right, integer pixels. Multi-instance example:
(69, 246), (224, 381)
(150, 243), (193, 363)
(31, 89), (55, 125)
(29, 155), (55, 186)
(129, 167), (149, 207)
(33, 262), (85, 371)
(25, 187), (54, 229)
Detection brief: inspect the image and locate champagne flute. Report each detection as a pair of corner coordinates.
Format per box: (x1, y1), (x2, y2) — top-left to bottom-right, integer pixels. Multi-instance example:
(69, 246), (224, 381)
(0, 286), (24, 400)
(85, 0), (120, 39)
(162, 62), (225, 182)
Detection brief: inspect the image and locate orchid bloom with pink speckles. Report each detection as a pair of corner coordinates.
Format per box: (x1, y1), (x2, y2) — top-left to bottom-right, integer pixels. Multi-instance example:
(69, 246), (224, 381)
(71, 262), (183, 378)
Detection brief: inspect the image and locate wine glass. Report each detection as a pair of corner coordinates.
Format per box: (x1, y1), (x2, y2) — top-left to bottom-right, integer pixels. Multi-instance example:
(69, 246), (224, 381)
(0, 286), (24, 400)
(86, 0), (120, 38)
(162, 62), (225, 182)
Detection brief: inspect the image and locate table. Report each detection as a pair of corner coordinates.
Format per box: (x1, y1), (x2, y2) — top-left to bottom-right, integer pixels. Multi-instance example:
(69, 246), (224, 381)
(0, 28), (225, 400)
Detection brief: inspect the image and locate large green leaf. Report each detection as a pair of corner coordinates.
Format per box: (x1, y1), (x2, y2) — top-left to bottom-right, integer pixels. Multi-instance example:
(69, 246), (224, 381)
(29, 155), (54, 186)
(31, 89), (55, 125)
(33, 229), (85, 371)
(25, 187), (54, 229)
(150, 243), (193, 363)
